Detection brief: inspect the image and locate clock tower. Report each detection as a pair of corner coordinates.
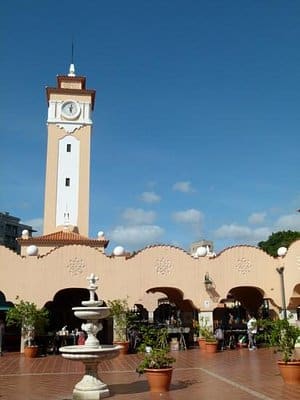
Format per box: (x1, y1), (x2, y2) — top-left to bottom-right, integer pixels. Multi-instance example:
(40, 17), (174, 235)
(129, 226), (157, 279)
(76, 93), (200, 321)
(43, 64), (96, 236)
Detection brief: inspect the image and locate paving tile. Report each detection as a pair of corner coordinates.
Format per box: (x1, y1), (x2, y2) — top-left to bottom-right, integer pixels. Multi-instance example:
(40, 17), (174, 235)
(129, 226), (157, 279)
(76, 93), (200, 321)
(0, 348), (299, 400)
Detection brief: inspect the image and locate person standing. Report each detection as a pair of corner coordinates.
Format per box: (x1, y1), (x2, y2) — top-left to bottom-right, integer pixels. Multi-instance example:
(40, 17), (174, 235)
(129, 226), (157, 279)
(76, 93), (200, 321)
(0, 319), (5, 356)
(215, 324), (225, 351)
(247, 314), (257, 350)
(77, 331), (86, 345)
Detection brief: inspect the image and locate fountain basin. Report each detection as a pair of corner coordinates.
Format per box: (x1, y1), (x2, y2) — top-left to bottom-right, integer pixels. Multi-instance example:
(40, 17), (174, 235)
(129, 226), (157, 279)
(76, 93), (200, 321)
(81, 300), (103, 307)
(60, 344), (121, 359)
(73, 307), (110, 320)
(60, 345), (122, 399)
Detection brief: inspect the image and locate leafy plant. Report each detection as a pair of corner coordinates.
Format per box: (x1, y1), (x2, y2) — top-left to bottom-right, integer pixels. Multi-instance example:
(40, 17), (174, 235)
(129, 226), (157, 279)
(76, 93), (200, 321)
(192, 319), (200, 337)
(196, 316), (216, 341)
(137, 325), (168, 353)
(107, 298), (129, 342)
(203, 328), (217, 342)
(6, 298), (49, 347)
(136, 348), (175, 375)
(258, 317), (300, 363)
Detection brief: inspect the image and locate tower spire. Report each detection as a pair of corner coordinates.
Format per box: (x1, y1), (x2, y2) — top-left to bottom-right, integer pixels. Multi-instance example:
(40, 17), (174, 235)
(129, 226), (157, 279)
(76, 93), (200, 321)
(68, 40), (76, 77)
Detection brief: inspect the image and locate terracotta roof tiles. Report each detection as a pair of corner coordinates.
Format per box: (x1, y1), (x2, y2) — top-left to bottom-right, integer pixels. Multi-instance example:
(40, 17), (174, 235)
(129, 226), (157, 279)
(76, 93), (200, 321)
(17, 230), (109, 248)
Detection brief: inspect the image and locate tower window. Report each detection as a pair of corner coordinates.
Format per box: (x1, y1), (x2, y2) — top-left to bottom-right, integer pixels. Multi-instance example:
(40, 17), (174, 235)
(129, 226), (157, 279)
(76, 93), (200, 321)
(66, 144), (71, 152)
(65, 178), (70, 187)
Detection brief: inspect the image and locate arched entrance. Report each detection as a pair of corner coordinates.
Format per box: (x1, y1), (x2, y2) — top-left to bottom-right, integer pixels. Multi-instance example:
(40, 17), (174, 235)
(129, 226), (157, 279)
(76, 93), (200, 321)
(212, 286), (267, 349)
(146, 286), (198, 347)
(0, 292), (17, 351)
(289, 284), (300, 309)
(215, 286), (265, 326)
(146, 287), (198, 320)
(229, 286), (264, 314)
(289, 284), (300, 321)
(0, 291), (14, 319)
(44, 288), (111, 350)
(45, 288), (93, 332)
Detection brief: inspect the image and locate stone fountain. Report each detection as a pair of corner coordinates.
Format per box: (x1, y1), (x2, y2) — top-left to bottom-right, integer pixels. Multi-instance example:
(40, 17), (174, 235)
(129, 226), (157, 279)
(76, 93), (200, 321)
(60, 273), (121, 400)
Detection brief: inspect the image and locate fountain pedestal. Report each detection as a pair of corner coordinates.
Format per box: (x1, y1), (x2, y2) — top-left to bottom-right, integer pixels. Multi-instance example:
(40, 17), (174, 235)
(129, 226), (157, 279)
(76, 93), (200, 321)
(60, 345), (121, 399)
(60, 273), (121, 399)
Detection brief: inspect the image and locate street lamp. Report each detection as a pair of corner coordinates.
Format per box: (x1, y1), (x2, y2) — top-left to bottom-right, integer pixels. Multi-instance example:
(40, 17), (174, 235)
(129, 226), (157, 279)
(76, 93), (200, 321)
(276, 246), (288, 319)
(204, 272), (213, 290)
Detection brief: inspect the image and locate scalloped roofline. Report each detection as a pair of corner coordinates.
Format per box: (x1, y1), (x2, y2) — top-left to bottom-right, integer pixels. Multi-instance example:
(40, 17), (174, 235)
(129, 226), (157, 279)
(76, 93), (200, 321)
(125, 243), (192, 259)
(216, 244), (276, 258)
(126, 242), (279, 260)
(36, 244), (112, 258)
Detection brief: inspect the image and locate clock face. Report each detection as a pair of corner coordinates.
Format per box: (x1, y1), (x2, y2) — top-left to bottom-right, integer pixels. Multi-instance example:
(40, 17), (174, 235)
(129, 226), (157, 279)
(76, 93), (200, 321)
(61, 101), (81, 120)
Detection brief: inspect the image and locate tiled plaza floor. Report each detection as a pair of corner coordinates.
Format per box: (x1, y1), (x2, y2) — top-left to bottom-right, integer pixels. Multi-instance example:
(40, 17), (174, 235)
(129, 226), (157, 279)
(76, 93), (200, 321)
(0, 347), (299, 400)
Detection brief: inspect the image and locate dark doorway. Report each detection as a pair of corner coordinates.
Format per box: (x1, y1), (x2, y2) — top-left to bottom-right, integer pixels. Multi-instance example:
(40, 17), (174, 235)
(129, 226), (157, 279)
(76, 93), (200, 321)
(45, 288), (92, 332)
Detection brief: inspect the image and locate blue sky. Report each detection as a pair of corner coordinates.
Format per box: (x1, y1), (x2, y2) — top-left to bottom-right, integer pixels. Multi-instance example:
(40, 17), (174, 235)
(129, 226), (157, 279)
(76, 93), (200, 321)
(1, 1), (299, 254)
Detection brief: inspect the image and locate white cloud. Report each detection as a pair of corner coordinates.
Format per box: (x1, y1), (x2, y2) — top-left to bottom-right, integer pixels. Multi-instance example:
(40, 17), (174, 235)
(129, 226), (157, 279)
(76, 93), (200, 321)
(172, 181), (195, 193)
(109, 225), (164, 248)
(214, 224), (270, 242)
(274, 213), (300, 231)
(22, 217), (43, 234)
(172, 209), (203, 224)
(140, 191), (161, 204)
(122, 208), (156, 225)
(248, 212), (266, 225)
(172, 209), (204, 236)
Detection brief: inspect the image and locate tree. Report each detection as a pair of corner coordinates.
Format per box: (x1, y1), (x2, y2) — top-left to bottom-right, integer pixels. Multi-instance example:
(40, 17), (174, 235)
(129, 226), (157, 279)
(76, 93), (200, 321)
(258, 230), (300, 257)
(6, 298), (49, 349)
(107, 298), (129, 342)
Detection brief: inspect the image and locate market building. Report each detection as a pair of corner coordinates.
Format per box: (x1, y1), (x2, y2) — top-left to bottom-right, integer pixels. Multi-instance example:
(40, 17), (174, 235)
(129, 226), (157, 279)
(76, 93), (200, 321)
(0, 66), (299, 346)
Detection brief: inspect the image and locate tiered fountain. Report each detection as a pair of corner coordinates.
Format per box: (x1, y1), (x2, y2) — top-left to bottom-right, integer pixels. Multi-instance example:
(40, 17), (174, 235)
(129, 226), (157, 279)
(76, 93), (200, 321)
(60, 273), (121, 400)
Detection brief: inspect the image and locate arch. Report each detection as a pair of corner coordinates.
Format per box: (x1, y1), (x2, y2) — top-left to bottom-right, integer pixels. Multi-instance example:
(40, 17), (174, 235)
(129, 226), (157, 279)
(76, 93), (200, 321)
(215, 286), (267, 327)
(227, 286), (265, 314)
(289, 283), (300, 309)
(145, 286), (197, 347)
(146, 287), (198, 311)
(0, 291), (14, 313)
(45, 288), (92, 332)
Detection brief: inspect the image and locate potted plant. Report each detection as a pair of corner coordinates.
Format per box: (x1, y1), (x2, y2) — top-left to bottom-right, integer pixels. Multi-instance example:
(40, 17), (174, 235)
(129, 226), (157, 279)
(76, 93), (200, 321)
(107, 298), (130, 354)
(194, 316), (209, 350)
(137, 324), (168, 353)
(6, 297), (49, 357)
(258, 317), (300, 384)
(203, 328), (218, 353)
(197, 318), (218, 353)
(192, 318), (200, 343)
(136, 327), (176, 393)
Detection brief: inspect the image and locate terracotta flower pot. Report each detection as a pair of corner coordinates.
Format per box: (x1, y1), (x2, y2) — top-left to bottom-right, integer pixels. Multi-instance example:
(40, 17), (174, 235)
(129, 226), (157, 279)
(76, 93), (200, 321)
(277, 360), (300, 384)
(198, 338), (206, 350)
(113, 341), (130, 355)
(205, 341), (218, 353)
(145, 368), (173, 392)
(24, 346), (39, 358)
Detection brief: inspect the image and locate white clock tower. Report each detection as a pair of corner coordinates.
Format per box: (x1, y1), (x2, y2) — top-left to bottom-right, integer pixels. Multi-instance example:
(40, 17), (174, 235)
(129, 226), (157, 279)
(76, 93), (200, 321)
(43, 64), (96, 236)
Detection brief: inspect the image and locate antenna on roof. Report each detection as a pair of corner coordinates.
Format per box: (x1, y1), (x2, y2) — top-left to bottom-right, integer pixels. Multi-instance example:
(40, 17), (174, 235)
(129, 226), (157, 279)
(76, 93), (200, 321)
(68, 38), (76, 77)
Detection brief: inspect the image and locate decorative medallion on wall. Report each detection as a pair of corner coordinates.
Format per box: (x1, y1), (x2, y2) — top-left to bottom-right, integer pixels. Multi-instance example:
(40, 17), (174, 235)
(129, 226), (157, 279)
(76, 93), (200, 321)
(234, 257), (252, 275)
(155, 257), (173, 276)
(67, 257), (86, 276)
